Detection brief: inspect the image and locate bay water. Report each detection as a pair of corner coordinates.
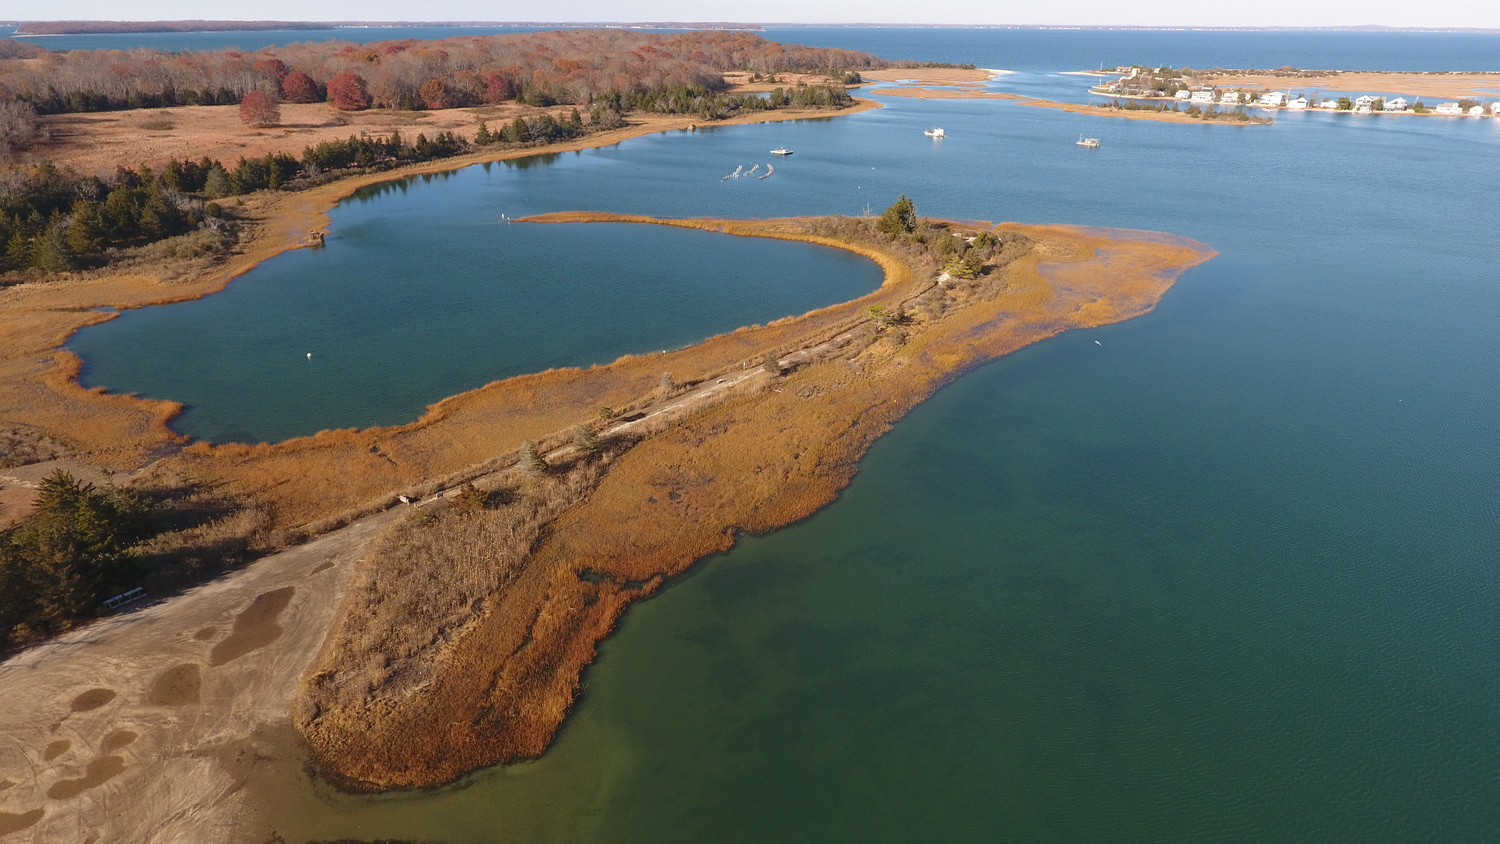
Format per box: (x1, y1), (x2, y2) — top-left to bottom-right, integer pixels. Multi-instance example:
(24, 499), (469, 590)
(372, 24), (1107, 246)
(55, 28), (1500, 841)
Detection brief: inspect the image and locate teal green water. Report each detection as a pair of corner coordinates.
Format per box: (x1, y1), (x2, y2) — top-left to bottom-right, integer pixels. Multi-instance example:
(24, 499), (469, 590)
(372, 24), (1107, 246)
(64, 28), (1500, 843)
(72, 211), (881, 443)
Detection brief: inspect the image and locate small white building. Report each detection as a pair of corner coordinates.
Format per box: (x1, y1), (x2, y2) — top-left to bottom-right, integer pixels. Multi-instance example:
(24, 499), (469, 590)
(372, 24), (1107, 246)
(1384, 97), (1408, 111)
(1319, 99), (1340, 109)
(1174, 89), (1191, 99)
(1259, 91), (1286, 107)
(1219, 90), (1242, 105)
(1468, 105), (1486, 116)
(1190, 89), (1215, 104)
(1287, 96), (1308, 110)
(1434, 102), (1463, 115)
(1354, 95), (1377, 109)
(1491, 102), (1500, 115)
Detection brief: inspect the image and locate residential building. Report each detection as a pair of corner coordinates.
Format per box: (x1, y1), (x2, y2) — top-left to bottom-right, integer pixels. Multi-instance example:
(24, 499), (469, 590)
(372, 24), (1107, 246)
(1219, 90), (1242, 105)
(1190, 89), (1215, 104)
(1468, 105), (1486, 116)
(1434, 102), (1464, 115)
(1354, 95), (1377, 109)
(1174, 89), (1191, 99)
(1385, 97), (1408, 111)
(1260, 91), (1286, 107)
(1287, 96), (1309, 109)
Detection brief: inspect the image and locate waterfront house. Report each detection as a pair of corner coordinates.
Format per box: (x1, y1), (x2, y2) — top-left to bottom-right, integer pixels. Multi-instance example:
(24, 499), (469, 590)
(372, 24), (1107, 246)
(1434, 102), (1463, 115)
(1319, 99), (1339, 109)
(1174, 89), (1191, 99)
(1260, 91), (1286, 107)
(1385, 97), (1408, 111)
(1354, 95), (1377, 109)
(1491, 102), (1500, 115)
(1468, 105), (1486, 116)
(1287, 96), (1309, 109)
(1190, 89), (1215, 104)
(1219, 90), (1242, 105)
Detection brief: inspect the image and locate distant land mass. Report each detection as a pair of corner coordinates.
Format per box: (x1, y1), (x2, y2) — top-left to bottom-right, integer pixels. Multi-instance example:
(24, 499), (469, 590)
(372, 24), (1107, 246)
(12, 20), (768, 35)
(10, 20), (1500, 37)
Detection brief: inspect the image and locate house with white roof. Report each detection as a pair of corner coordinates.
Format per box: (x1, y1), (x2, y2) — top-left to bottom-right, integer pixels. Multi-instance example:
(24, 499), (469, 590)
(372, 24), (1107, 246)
(1468, 105), (1486, 116)
(1491, 102), (1500, 115)
(1354, 95), (1377, 109)
(1259, 91), (1286, 107)
(1319, 99), (1340, 109)
(1174, 89), (1191, 99)
(1190, 89), (1215, 104)
(1219, 90), (1242, 105)
(1384, 97), (1408, 111)
(1287, 96), (1308, 110)
(1434, 102), (1464, 115)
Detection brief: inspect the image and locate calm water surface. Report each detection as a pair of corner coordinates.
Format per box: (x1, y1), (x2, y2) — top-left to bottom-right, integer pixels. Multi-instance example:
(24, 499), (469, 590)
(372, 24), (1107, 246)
(59, 27), (1500, 842)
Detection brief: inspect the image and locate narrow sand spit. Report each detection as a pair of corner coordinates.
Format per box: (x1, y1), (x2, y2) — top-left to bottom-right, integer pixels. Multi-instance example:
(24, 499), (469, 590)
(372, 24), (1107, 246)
(0, 510), (397, 843)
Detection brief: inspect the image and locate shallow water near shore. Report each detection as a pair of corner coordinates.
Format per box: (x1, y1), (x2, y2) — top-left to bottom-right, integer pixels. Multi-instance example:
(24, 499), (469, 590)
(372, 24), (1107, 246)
(57, 27), (1500, 843)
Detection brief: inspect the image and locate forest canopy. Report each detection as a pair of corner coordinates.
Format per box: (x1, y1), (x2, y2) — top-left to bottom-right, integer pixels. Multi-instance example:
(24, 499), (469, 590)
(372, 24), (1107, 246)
(0, 29), (889, 114)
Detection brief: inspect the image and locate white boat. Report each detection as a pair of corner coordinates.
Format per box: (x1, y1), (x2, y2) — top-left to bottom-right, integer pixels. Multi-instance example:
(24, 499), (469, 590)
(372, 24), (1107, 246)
(1076, 135), (1101, 148)
(924, 127), (945, 138)
(770, 147), (793, 155)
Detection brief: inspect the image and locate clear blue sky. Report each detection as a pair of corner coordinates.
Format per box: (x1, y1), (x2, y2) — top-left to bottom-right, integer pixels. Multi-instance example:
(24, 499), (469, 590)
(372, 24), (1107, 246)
(3, 0), (1497, 30)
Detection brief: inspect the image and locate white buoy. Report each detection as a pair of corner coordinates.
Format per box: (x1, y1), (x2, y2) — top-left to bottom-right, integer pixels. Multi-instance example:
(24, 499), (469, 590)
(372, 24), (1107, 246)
(307, 352), (313, 359)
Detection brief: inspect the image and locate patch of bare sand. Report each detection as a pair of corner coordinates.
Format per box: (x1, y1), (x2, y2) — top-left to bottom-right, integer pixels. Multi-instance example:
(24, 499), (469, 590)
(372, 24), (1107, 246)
(861, 67), (996, 84)
(0, 510), (396, 844)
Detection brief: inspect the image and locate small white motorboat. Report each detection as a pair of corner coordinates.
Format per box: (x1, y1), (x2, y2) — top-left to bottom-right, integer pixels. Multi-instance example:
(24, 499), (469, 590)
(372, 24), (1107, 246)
(1076, 135), (1101, 148)
(925, 127), (946, 138)
(770, 147), (793, 155)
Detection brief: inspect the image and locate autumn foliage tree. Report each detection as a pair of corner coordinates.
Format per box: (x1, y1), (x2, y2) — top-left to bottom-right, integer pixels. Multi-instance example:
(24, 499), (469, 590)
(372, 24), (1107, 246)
(418, 79), (452, 110)
(238, 90), (281, 127)
(327, 71), (371, 111)
(280, 71), (321, 103)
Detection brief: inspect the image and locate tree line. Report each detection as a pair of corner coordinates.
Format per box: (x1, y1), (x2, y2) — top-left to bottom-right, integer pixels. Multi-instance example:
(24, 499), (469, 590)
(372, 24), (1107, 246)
(0, 472), (146, 648)
(0, 29), (886, 116)
(4, 70), (864, 276)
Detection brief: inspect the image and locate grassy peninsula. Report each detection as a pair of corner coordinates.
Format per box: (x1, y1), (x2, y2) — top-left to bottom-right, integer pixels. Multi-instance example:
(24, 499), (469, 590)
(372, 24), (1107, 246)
(290, 207), (1214, 790)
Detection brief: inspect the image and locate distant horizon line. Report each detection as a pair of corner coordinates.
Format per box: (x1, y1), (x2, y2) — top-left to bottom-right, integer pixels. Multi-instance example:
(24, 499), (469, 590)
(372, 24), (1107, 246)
(6, 21), (1500, 35)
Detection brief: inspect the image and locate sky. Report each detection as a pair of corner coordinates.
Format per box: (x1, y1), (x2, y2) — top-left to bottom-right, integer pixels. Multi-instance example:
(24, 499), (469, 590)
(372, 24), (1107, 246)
(2, 0), (1498, 30)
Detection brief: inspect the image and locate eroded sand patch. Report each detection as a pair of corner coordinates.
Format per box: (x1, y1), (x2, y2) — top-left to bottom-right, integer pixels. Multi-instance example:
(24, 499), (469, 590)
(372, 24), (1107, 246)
(68, 689), (115, 713)
(209, 587), (295, 667)
(0, 808), (44, 836)
(42, 740), (70, 761)
(102, 730), (137, 753)
(148, 663), (202, 706)
(45, 755), (125, 800)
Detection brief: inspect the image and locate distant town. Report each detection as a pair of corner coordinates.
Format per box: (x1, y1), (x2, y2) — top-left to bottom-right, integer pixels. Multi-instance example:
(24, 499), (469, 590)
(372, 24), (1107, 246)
(1092, 66), (1500, 117)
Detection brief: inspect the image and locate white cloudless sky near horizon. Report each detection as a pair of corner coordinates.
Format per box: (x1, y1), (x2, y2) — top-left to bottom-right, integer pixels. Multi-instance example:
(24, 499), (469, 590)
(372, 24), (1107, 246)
(2, 0), (1498, 29)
